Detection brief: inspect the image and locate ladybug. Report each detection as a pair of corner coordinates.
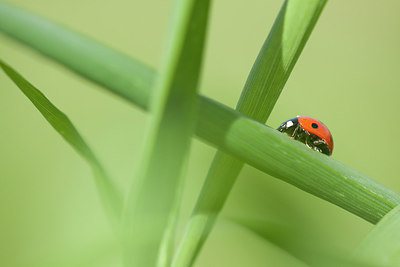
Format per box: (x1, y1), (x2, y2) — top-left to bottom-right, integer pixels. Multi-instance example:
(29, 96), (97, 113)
(277, 116), (333, 156)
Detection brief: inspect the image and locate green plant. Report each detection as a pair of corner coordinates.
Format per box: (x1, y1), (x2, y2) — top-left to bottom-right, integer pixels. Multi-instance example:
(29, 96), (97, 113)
(1, 0), (399, 266)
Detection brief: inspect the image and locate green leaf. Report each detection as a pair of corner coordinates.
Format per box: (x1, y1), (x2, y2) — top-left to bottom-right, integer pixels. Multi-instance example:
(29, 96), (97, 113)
(0, 2), (153, 109)
(232, 218), (366, 267)
(172, 1), (328, 265)
(1, 1), (399, 232)
(196, 99), (400, 223)
(0, 59), (123, 232)
(121, 0), (210, 266)
(353, 204), (400, 266)
(226, 220), (310, 267)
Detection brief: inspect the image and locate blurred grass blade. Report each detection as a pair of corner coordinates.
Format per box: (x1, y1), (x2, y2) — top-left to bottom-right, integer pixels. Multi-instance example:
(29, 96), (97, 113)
(225, 220), (310, 267)
(121, 0), (210, 266)
(0, 59), (123, 232)
(353, 204), (400, 266)
(0, 2), (153, 109)
(232, 218), (365, 267)
(172, 0), (327, 266)
(1, 1), (400, 232)
(231, 218), (318, 265)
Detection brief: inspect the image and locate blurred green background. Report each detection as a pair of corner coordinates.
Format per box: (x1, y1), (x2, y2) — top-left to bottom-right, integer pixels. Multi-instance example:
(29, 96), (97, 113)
(1, 1), (400, 266)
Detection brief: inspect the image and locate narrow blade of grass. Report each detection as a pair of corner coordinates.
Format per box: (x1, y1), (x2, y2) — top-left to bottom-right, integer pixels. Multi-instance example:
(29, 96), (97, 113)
(232, 218), (366, 267)
(353, 204), (400, 266)
(173, 1), (327, 265)
(0, 59), (123, 232)
(225, 221), (310, 267)
(1, 1), (400, 233)
(121, 0), (210, 266)
(0, 2), (153, 109)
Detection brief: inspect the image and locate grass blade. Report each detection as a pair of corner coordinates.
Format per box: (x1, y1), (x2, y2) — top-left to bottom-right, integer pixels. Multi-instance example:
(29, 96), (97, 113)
(226, 220), (310, 267)
(232, 218), (366, 267)
(172, 1), (327, 265)
(1, 1), (400, 230)
(353, 204), (400, 266)
(0, 2), (153, 109)
(0, 59), (123, 232)
(236, 0), (327, 121)
(121, 0), (210, 266)
(197, 99), (400, 223)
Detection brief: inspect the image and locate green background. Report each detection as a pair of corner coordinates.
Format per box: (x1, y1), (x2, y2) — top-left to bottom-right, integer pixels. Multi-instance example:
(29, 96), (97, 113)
(1, 1), (399, 266)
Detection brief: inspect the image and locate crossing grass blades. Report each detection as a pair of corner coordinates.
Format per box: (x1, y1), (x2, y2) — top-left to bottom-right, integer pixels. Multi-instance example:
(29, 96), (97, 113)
(1, 0), (400, 266)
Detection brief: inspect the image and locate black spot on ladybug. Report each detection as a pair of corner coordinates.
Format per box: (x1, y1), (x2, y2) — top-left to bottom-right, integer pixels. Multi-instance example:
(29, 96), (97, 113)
(311, 123), (318, 129)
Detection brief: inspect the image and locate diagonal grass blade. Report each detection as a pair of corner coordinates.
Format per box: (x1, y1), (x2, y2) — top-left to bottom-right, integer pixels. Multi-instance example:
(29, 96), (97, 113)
(1, 1), (399, 234)
(0, 59), (123, 232)
(232, 218), (365, 267)
(0, 2), (153, 109)
(172, 1), (328, 265)
(353, 204), (400, 266)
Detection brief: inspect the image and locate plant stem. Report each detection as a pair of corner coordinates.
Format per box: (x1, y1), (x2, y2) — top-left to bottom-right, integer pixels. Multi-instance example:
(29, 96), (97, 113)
(173, 0), (328, 265)
(1, 1), (399, 234)
(121, 0), (211, 266)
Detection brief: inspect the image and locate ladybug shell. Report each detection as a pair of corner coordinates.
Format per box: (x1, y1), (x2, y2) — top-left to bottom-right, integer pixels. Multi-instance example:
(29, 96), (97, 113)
(297, 116), (333, 153)
(277, 116), (334, 156)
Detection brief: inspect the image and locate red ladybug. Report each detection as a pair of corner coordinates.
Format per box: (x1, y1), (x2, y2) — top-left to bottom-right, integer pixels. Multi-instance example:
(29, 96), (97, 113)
(277, 116), (333, 156)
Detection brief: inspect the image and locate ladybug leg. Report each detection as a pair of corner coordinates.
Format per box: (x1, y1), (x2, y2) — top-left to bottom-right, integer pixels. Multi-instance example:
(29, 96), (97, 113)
(291, 124), (301, 138)
(307, 134), (330, 155)
(293, 127), (309, 145)
(313, 139), (326, 145)
(304, 133), (314, 149)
